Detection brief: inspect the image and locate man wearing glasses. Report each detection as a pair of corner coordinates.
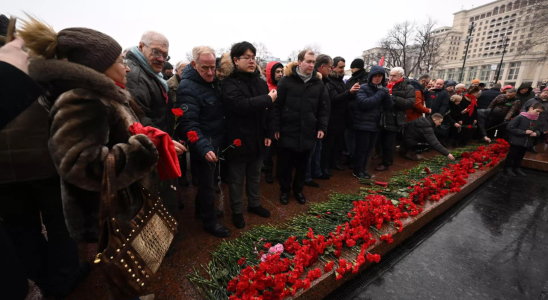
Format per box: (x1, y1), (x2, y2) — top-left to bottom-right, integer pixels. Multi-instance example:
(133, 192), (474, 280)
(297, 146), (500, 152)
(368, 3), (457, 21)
(126, 31), (186, 216)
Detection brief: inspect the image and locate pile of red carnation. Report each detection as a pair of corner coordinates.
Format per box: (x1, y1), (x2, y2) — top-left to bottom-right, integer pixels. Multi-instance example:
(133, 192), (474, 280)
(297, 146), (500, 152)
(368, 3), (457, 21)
(225, 139), (509, 300)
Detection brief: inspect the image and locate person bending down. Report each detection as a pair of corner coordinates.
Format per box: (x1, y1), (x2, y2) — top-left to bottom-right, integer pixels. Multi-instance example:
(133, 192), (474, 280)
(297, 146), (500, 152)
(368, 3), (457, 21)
(400, 113), (455, 161)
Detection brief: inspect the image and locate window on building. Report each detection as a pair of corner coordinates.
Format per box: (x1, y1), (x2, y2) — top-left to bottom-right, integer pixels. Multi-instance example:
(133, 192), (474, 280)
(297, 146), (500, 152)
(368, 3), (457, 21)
(513, 36), (517, 40)
(493, 7), (499, 15)
(480, 65), (490, 81)
(487, 12), (492, 17)
(481, 14), (486, 19)
(510, 49), (514, 52)
(475, 16), (480, 21)
(447, 69), (456, 79)
(528, 33), (533, 37)
(507, 62), (520, 80)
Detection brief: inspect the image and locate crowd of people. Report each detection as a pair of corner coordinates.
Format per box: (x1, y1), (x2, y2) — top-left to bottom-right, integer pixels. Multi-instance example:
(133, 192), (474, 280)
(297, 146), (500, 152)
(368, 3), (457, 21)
(1, 15), (548, 300)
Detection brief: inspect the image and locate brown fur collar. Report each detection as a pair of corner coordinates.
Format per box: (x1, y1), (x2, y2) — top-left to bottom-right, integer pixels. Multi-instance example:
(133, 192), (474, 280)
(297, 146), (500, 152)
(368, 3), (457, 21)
(217, 52), (233, 81)
(29, 59), (132, 109)
(284, 61), (322, 80)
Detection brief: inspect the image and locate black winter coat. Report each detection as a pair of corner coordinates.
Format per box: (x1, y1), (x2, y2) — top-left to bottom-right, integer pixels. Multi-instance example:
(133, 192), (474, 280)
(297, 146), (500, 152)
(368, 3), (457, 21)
(428, 88), (450, 115)
(126, 50), (173, 134)
(477, 87), (501, 110)
(222, 70), (272, 163)
(387, 78), (415, 131)
(403, 117), (450, 156)
(272, 63), (329, 152)
(326, 74), (351, 131)
(507, 114), (539, 147)
(345, 69), (368, 127)
(457, 96), (478, 125)
(176, 64), (226, 160)
(354, 65), (392, 132)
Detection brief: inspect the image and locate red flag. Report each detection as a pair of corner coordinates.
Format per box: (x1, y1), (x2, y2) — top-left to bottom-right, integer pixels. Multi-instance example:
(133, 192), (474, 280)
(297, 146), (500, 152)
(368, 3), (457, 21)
(379, 56), (385, 66)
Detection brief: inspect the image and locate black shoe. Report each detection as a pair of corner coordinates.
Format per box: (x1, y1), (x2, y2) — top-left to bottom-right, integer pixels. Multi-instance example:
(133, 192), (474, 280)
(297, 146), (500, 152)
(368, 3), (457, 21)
(265, 172), (274, 183)
(294, 192), (306, 204)
(232, 214), (245, 229)
(304, 180), (320, 188)
(352, 172), (364, 179)
(248, 205), (271, 218)
(178, 176), (190, 187)
(527, 147), (538, 153)
(205, 223), (231, 237)
(280, 192), (290, 205)
(331, 165), (345, 171)
(363, 172), (372, 179)
(503, 168), (516, 177)
(323, 169), (333, 177)
(513, 168), (526, 176)
(53, 262), (90, 299)
(317, 173), (331, 180)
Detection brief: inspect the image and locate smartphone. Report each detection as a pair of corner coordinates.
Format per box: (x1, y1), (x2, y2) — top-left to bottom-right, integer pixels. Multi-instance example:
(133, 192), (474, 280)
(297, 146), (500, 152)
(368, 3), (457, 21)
(6, 17), (17, 43)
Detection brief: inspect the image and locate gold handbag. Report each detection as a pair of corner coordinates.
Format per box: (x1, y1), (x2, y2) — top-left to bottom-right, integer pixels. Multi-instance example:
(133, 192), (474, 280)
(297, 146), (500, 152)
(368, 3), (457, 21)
(94, 151), (177, 298)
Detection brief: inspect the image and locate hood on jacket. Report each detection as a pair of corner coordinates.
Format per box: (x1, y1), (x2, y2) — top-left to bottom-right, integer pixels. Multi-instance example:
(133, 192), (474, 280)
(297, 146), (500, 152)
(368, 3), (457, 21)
(414, 116), (435, 128)
(266, 61), (283, 88)
(517, 82), (533, 95)
(215, 52), (233, 81)
(29, 58), (133, 111)
(410, 79), (424, 91)
(284, 61), (322, 80)
(367, 65), (386, 87)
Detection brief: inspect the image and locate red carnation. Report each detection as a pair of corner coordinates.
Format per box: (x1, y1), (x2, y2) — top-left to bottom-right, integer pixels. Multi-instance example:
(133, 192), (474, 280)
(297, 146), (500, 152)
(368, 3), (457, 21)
(424, 167), (431, 175)
(187, 131), (199, 143)
(234, 139), (242, 147)
(171, 108), (184, 117)
(237, 257), (246, 266)
(467, 125), (472, 129)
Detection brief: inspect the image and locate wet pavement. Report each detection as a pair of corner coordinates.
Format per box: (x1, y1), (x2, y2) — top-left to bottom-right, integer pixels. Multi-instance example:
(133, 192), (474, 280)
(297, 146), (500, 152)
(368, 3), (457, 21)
(325, 168), (548, 300)
(25, 149), (442, 300)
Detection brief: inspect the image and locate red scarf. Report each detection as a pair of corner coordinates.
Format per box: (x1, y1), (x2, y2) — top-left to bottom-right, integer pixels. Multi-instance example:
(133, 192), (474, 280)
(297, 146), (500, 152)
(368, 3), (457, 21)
(464, 93), (477, 117)
(387, 77), (403, 95)
(114, 81), (126, 89)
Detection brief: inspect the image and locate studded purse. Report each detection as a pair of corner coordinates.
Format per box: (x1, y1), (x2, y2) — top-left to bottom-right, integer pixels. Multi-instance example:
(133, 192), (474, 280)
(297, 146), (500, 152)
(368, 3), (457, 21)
(94, 151), (177, 298)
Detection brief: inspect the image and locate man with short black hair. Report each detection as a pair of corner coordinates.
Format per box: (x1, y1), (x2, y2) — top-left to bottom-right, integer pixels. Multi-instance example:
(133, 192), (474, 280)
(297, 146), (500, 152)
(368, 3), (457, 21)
(477, 83), (502, 109)
(401, 113), (455, 161)
(162, 62), (173, 80)
(322, 56), (357, 176)
(343, 58), (368, 166)
(272, 49), (328, 205)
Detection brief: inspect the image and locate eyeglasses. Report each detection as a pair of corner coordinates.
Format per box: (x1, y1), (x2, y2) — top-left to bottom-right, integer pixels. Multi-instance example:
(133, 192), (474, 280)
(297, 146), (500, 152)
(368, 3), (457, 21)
(118, 59), (128, 67)
(238, 56), (256, 61)
(144, 44), (170, 61)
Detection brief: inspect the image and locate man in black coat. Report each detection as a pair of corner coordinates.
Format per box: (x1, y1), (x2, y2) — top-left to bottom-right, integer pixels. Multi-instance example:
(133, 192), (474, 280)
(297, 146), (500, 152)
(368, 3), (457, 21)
(477, 83), (502, 109)
(126, 31), (185, 216)
(343, 59), (367, 164)
(516, 82), (535, 103)
(401, 114), (455, 161)
(428, 79), (450, 115)
(176, 46), (230, 237)
(272, 49), (328, 205)
(221, 42), (276, 229)
(322, 57), (359, 176)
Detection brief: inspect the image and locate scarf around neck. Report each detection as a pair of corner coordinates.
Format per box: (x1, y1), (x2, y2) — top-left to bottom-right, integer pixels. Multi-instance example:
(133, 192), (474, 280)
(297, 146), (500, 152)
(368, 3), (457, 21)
(296, 67), (312, 83)
(520, 112), (539, 120)
(130, 46), (169, 92)
(464, 93), (477, 116)
(387, 77), (404, 95)
(114, 81), (126, 89)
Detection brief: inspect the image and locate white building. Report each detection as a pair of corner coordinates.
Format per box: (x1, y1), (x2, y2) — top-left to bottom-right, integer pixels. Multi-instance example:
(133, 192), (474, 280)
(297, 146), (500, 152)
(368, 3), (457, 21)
(431, 0), (548, 87)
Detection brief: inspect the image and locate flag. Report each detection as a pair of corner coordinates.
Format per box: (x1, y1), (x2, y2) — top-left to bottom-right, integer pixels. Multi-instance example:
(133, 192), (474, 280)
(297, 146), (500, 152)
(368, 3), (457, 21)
(379, 56), (385, 66)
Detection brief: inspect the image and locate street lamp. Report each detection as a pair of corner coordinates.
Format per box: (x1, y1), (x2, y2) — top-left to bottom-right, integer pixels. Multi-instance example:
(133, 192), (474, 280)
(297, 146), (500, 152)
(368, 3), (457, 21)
(494, 37), (510, 83)
(459, 21), (476, 83)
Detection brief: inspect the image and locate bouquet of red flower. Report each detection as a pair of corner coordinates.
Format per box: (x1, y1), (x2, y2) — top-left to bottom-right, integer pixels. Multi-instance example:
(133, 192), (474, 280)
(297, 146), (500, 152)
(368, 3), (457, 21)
(218, 139), (242, 160)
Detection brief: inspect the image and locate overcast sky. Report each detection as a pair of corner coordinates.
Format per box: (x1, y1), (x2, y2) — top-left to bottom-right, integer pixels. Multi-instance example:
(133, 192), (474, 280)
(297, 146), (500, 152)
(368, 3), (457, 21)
(6, 0), (494, 67)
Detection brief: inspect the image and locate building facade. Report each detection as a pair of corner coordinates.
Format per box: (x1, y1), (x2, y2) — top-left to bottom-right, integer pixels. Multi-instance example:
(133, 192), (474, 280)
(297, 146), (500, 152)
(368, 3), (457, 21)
(431, 0), (548, 87)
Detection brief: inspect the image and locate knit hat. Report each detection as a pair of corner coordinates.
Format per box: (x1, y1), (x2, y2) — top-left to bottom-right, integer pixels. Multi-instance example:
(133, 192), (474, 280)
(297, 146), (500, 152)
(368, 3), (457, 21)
(471, 78), (480, 84)
(19, 17), (121, 73)
(543, 87), (548, 92)
(502, 85), (514, 91)
(350, 58), (365, 69)
(162, 62), (173, 71)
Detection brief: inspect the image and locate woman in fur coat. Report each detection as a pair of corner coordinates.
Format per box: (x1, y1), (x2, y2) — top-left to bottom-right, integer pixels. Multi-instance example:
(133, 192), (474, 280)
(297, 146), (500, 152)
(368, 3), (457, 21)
(20, 17), (160, 299)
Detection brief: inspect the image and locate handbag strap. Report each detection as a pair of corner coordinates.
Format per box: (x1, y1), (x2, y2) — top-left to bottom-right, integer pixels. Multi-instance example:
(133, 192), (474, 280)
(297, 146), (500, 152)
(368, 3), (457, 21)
(100, 150), (118, 221)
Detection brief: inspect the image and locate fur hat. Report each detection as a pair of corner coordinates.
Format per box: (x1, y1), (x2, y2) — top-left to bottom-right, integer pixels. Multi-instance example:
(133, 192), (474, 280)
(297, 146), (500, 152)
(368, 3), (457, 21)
(19, 16), (121, 73)
(350, 58), (365, 69)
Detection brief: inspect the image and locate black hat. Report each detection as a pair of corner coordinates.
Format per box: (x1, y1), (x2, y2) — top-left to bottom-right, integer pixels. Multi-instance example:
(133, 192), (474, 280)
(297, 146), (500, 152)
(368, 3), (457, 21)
(162, 62), (173, 71)
(350, 58), (365, 69)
